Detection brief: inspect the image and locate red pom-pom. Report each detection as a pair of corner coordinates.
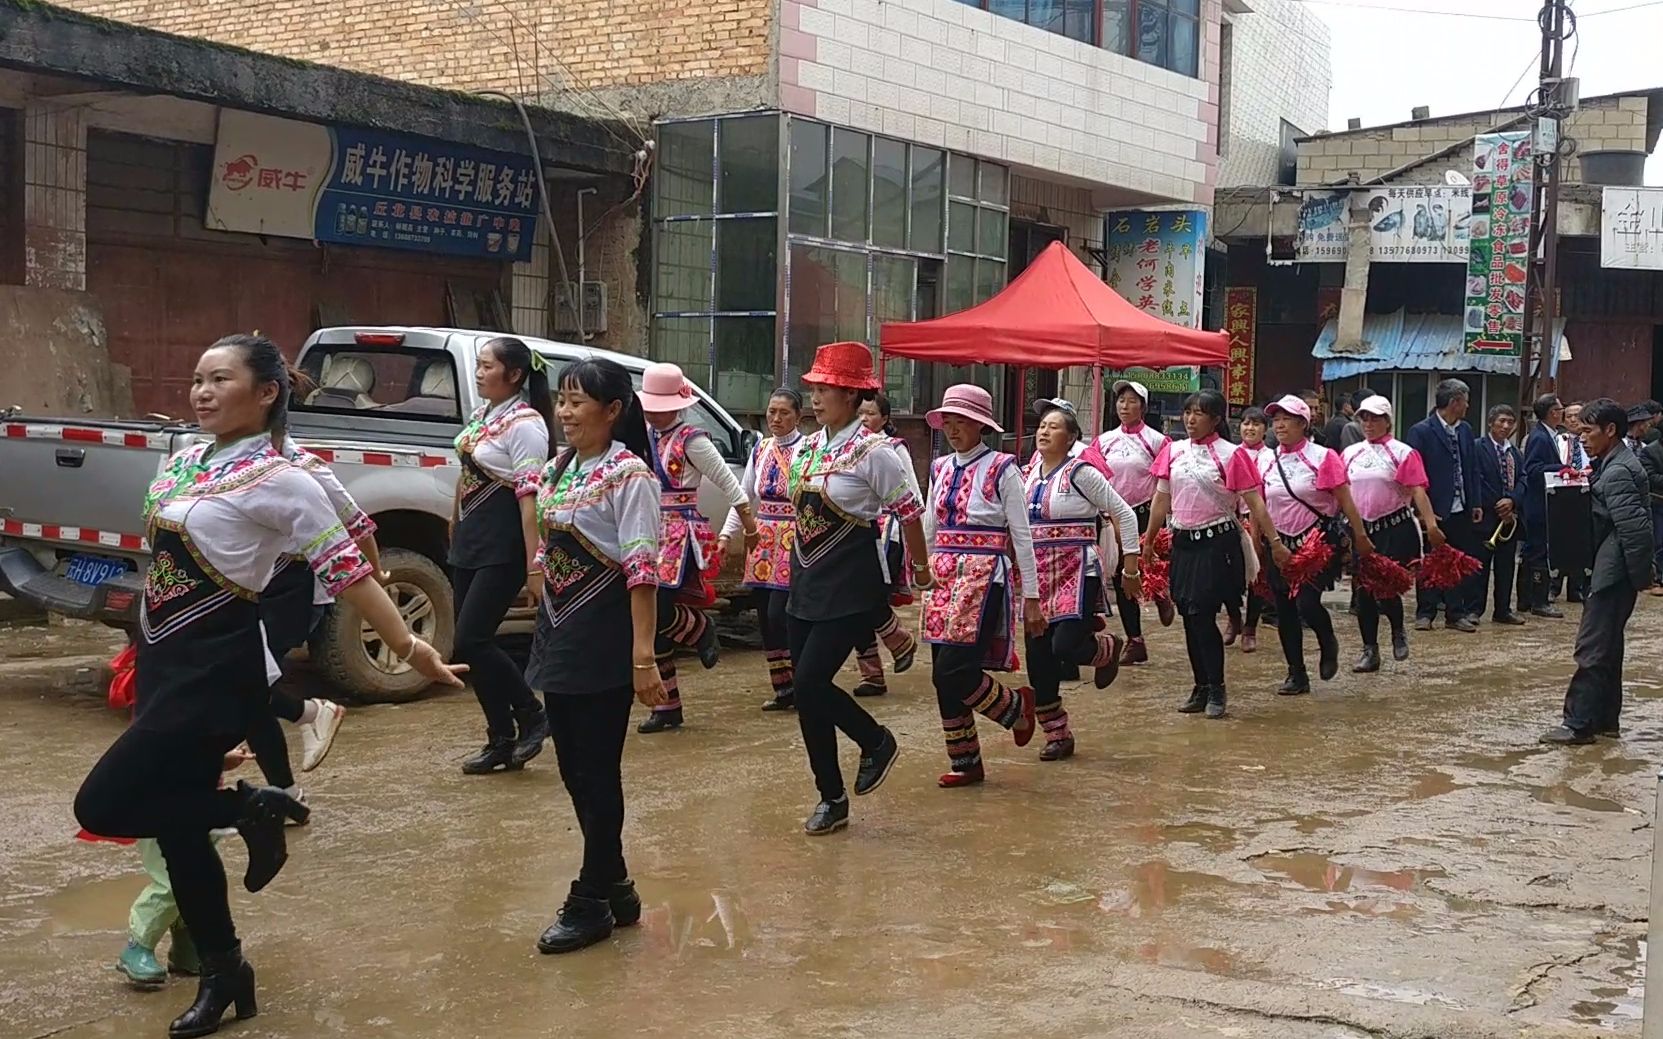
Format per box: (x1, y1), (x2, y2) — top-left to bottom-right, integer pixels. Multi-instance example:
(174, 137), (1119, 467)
(1139, 557), (1170, 602)
(1417, 542), (1481, 590)
(1278, 530), (1334, 593)
(1355, 551), (1415, 599)
(1152, 527), (1173, 560)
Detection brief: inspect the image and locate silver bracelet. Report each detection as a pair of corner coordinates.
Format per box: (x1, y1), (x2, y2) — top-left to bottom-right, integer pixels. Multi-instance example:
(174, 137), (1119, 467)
(393, 636), (420, 663)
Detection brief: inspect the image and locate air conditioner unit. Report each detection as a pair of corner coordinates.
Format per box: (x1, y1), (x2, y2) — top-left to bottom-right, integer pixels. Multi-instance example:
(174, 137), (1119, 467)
(552, 281), (608, 335)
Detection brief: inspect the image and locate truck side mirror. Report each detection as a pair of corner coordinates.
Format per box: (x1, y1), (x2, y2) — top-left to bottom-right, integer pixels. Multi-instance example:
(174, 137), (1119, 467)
(739, 428), (760, 457)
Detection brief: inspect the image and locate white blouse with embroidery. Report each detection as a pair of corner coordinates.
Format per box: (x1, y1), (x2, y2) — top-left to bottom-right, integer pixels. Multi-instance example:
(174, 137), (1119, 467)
(456, 397), (549, 498)
(534, 441), (662, 589)
(721, 430), (804, 540)
(280, 435), (377, 605)
(793, 420), (924, 581)
(1024, 458), (1140, 579)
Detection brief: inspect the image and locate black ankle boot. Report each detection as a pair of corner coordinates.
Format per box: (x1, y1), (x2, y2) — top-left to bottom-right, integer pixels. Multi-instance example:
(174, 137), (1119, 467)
(610, 880), (642, 927)
(536, 895), (615, 954)
(168, 943), (256, 1038)
(1318, 633), (1339, 681)
(637, 708), (683, 734)
(1177, 686), (1208, 713)
(1391, 629), (1409, 661)
(1353, 645), (1381, 673)
(1277, 672), (1311, 696)
(234, 781), (305, 894)
(509, 704), (549, 766)
(696, 623), (721, 669)
(1204, 685), (1227, 719)
(461, 736), (520, 775)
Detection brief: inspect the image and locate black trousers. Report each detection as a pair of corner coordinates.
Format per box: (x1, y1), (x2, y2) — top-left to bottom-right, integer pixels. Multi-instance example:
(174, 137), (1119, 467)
(1024, 578), (1102, 705)
(545, 686), (634, 898)
(244, 609), (319, 791)
(758, 588), (789, 655)
(454, 562), (539, 737)
(1355, 592), (1405, 646)
(1562, 585), (1638, 734)
(787, 612), (886, 803)
(1274, 582), (1335, 677)
(1183, 612), (1226, 688)
(1114, 507), (1149, 639)
(1478, 520), (1520, 618)
(75, 724), (245, 955)
(1417, 510), (1479, 621)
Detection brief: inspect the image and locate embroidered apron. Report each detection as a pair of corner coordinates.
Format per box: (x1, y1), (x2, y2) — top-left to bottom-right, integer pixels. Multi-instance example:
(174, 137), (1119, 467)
(786, 482), (882, 623)
(524, 523), (634, 695)
(450, 451), (523, 568)
(924, 526), (1019, 671)
(651, 425), (718, 592)
(742, 438), (796, 591)
(1027, 459), (1104, 622)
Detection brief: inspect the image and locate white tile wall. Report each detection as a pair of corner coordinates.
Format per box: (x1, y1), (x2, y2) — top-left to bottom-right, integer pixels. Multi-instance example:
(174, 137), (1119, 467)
(788, 0), (1215, 205)
(1217, 0), (1330, 187)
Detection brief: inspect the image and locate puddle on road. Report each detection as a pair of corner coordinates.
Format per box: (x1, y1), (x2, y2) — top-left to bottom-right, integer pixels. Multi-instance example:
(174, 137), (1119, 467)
(37, 874), (146, 936)
(1252, 853), (1444, 896)
(1599, 756), (1652, 776)
(1323, 978), (1465, 1009)
(1159, 821), (1245, 852)
(1097, 861), (1252, 918)
(1453, 748), (1545, 774)
(1135, 940), (1237, 975)
(1571, 937), (1646, 1030)
(1403, 769), (1467, 800)
(1528, 783), (1626, 814)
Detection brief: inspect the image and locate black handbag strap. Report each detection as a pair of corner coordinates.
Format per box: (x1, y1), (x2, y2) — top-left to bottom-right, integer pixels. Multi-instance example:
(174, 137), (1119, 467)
(1273, 451), (1327, 522)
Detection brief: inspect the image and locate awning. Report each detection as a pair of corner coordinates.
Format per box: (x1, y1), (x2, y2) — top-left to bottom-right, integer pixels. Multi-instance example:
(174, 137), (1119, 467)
(1312, 310), (1570, 381)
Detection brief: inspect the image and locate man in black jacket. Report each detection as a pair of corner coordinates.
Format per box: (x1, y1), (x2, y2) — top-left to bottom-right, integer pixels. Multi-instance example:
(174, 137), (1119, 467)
(1540, 399), (1657, 745)
(1633, 403), (1663, 593)
(1405, 379), (1484, 631)
(1474, 403), (1526, 624)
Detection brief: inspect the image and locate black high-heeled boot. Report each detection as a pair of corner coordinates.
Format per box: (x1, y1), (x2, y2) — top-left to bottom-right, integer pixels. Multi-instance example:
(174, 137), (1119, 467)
(168, 942), (256, 1038)
(509, 703), (549, 766)
(235, 781), (306, 894)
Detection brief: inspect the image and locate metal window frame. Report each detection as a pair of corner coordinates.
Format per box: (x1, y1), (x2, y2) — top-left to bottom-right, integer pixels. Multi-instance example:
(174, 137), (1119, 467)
(961, 0), (1200, 76)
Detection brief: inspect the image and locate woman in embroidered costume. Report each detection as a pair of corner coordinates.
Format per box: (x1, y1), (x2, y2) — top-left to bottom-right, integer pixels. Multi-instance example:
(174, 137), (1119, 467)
(449, 337), (554, 774)
(636, 363), (754, 734)
(847, 392), (921, 697)
(1145, 391), (1281, 719)
(1085, 379), (1175, 666)
(1022, 400), (1140, 759)
(523, 358), (668, 955)
(1222, 406), (1273, 653)
(720, 388), (807, 711)
(786, 343), (931, 836)
(924, 384), (1044, 788)
(74, 334), (465, 1039)
(1256, 394), (1375, 696)
(1341, 395), (1445, 672)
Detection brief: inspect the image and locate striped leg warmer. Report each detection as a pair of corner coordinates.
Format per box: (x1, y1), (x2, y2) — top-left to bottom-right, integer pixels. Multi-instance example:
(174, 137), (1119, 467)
(765, 648), (794, 694)
(1037, 701), (1072, 744)
(663, 603), (708, 649)
(855, 637), (886, 689)
(941, 712), (982, 772)
(965, 674), (1021, 729)
(655, 649), (681, 713)
(875, 609), (915, 662)
(1087, 632), (1119, 668)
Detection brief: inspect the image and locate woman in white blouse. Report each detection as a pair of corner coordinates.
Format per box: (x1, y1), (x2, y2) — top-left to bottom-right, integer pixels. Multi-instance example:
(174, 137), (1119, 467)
(923, 384), (1045, 788)
(74, 334), (464, 1038)
(450, 337), (553, 774)
(524, 357), (668, 955)
(847, 393), (922, 697)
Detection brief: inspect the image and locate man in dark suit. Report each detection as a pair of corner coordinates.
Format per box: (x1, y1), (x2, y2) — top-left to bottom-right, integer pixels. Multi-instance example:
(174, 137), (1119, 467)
(1518, 394), (1566, 617)
(1629, 402), (1663, 593)
(1474, 403), (1526, 624)
(1405, 378), (1484, 631)
(1540, 399), (1656, 744)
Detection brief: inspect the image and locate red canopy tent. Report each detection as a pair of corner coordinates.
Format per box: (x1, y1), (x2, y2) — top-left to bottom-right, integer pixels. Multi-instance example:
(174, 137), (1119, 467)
(878, 240), (1231, 436)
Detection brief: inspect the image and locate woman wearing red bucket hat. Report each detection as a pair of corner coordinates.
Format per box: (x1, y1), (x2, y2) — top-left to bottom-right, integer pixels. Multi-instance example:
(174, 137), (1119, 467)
(786, 342), (932, 835)
(635, 363), (755, 734)
(923, 384), (1045, 787)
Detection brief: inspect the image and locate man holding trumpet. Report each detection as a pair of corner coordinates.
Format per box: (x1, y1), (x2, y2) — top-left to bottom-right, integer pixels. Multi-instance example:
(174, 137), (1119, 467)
(1476, 403), (1528, 626)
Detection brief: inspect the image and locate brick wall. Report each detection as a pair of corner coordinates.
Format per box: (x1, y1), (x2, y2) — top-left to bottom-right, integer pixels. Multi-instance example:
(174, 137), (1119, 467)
(780, 0), (1222, 205)
(1216, 0), (1329, 187)
(59, 0), (772, 114)
(1295, 96), (1650, 186)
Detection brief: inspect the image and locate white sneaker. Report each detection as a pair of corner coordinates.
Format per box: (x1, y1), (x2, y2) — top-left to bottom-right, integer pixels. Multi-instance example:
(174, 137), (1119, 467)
(299, 700), (346, 773)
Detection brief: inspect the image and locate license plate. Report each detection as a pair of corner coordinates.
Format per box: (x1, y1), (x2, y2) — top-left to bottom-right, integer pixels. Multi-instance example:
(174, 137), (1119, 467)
(65, 553), (129, 587)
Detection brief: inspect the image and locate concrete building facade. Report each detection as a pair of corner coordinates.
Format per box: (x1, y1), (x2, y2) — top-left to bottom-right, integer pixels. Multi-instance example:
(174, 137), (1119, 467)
(1215, 0), (1329, 187)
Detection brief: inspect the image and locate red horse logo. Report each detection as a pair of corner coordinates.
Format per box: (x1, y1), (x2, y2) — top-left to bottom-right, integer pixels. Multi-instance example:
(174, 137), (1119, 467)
(221, 154), (259, 191)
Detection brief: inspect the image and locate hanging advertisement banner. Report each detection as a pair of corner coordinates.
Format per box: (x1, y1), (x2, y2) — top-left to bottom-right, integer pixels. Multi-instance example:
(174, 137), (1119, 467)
(1463, 131), (1534, 357)
(1295, 186), (1472, 263)
(1223, 288), (1256, 407)
(1102, 209), (1208, 391)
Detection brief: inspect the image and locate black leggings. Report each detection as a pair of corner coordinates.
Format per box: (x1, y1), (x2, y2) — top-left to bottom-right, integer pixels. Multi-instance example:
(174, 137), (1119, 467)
(1224, 592), (1265, 631)
(759, 588), (789, 654)
(787, 611), (886, 803)
(454, 562), (539, 737)
(1025, 616), (1097, 706)
(546, 686), (634, 899)
(245, 612), (317, 791)
(1274, 582), (1335, 676)
(75, 724), (244, 956)
(1356, 593), (1405, 646)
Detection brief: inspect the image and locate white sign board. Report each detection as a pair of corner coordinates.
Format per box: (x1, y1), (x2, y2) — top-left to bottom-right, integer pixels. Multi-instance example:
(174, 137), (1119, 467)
(204, 109), (334, 239)
(1295, 186), (1472, 263)
(1601, 187), (1663, 270)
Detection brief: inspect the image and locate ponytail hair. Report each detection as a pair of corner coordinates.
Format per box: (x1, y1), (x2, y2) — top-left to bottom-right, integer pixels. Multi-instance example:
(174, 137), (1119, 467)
(547, 357), (650, 486)
(210, 333), (291, 436)
(870, 391), (898, 437)
(481, 336), (554, 445)
(269, 362), (317, 445)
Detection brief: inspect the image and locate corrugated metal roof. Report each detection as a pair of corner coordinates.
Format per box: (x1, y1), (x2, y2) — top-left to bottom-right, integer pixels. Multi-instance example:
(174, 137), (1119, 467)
(1313, 310), (1567, 380)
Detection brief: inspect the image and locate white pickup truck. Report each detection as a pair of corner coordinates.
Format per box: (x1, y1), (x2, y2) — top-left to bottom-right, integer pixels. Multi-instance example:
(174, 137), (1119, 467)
(0, 326), (756, 701)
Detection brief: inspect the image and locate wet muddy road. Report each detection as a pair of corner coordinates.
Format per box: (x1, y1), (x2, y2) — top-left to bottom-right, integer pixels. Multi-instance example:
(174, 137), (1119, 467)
(1, 595), (1658, 1038)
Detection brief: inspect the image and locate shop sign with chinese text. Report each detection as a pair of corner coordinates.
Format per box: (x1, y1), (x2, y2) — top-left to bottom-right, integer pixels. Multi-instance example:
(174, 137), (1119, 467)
(1601, 187), (1663, 271)
(1103, 209), (1207, 390)
(1463, 131), (1534, 357)
(206, 109), (539, 262)
(1294, 186), (1471, 263)
(1223, 288), (1256, 406)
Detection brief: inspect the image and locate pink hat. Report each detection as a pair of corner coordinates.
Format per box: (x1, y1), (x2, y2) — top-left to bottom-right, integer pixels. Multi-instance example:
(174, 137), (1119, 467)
(1264, 394), (1312, 423)
(637, 362), (696, 413)
(927, 383), (1004, 434)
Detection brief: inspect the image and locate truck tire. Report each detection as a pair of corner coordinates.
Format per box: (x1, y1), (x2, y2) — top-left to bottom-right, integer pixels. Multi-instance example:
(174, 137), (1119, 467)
(312, 548), (455, 704)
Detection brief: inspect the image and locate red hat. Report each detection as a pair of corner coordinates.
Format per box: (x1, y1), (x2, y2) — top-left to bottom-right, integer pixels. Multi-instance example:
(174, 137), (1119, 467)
(801, 341), (880, 391)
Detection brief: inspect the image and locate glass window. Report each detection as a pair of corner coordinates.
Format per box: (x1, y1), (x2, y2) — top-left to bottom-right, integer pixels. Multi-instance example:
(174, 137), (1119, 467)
(686, 396), (742, 462)
(789, 119), (829, 238)
(909, 147), (944, 253)
(654, 220), (714, 313)
(872, 137), (908, 250)
(949, 153), (977, 199)
(651, 316), (713, 389)
(713, 316), (777, 414)
(978, 208), (1008, 259)
(1063, 0), (1094, 43)
(988, 0), (1026, 21)
(718, 116), (779, 214)
(1103, 0), (1130, 54)
(1028, 0), (1061, 35)
(1170, 9), (1199, 77)
(948, 201), (977, 253)
(974, 259), (1006, 304)
(1135, 2), (1168, 68)
(714, 218), (777, 312)
(979, 163), (1008, 206)
(657, 121), (714, 217)
(831, 128), (870, 243)
(787, 245), (867, 377)
(945, 256), (975, 314)
(872, 255), (915, 327)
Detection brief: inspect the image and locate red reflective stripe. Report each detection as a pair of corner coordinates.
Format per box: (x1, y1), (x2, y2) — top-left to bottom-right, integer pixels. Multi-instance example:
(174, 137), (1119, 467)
(3, 423), (24, 438)
(61, 428), (104, 444)
(420, 455), (448, 467)
(123, 433), (149, 448)
(362, 452), (394, 466)
(310, 449), (336, 462)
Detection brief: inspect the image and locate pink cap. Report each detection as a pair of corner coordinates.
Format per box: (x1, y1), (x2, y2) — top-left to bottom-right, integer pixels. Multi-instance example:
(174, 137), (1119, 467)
(637, 362), (695, 413)
(927, 383), (1004, 434)
(1264, 394), (1312, 422)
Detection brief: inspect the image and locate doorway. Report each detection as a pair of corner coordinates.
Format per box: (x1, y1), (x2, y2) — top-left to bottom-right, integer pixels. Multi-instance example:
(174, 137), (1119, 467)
(1651, 325), (1663, 405)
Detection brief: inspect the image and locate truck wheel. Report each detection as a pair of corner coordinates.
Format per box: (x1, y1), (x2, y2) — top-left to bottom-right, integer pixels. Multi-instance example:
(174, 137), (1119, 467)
(313, 548), (455, 704)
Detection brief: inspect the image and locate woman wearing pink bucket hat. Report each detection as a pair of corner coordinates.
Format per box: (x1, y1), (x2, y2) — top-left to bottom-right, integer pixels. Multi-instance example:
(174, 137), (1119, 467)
(635, 362), (755, 734)
(922, 384), (1044, 788)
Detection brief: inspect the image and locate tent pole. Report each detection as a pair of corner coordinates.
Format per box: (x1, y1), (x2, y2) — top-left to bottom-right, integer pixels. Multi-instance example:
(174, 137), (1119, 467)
(1015, 366), (1026, 456)
(1092, 365), (1104, 437)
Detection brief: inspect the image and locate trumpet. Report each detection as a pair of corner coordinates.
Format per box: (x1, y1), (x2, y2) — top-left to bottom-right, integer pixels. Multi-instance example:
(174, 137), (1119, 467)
(1485, 516), (1517, 550)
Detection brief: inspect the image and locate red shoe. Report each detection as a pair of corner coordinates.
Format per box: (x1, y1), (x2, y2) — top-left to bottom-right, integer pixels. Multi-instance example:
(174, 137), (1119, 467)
(1156, 596), (1175, 627)
(1094, 635), (1123, 690)
(1241, 627), (1257, 653)
(1012, 686), (1037, 747)
(1223, 614), (1241, 646)
(1121, 636), (1148, 665)
(938, 766), (986, 788)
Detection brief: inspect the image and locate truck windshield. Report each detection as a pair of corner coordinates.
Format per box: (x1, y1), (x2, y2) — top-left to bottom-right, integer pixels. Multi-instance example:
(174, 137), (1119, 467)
(294, 346), (462, 421)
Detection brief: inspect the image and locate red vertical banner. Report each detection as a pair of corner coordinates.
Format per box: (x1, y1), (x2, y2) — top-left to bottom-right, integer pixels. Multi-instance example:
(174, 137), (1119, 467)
(1224, 287), (1256, 407)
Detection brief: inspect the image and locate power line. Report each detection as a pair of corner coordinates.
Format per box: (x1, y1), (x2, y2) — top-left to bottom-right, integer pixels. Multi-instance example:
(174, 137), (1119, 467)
(1580, 0), (1663, 15)
(1294, 0), (1537, 21)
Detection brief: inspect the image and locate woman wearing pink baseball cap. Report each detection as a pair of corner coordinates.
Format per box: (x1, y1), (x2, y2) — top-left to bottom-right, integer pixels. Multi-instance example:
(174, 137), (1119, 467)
(636, 363), (755, 734)
(922, 384), (1044, 787)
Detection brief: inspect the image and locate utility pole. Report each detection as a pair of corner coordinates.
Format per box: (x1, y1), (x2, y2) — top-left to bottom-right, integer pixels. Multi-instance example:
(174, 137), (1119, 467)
(1519, 0), (1571, 416)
